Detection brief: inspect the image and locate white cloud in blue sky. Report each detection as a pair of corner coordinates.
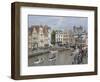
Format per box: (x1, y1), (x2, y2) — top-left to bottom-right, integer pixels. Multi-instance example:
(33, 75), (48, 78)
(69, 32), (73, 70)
(28, 15), (88, 31)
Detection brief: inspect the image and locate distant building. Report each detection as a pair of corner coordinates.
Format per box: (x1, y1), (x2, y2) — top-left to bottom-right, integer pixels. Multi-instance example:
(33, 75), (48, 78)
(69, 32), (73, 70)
(73, 26), (88, 47)
(83, 33), (88, 47)
(67, 30), (75, 46)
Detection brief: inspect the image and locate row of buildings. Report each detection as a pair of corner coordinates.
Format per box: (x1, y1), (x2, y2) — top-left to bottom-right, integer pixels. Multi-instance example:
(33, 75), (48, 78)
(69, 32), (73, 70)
(28, 25), (88, 49)
(55, 30), (74, 46)
(55, 26), (88, 47)
(28, 25), (51, 49)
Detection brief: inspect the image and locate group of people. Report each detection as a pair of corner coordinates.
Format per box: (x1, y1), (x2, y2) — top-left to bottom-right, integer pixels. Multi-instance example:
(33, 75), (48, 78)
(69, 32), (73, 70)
(72, 45), (87, 64)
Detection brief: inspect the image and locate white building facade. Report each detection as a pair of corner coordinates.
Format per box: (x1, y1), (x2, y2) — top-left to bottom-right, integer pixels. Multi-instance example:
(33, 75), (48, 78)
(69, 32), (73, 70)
(55, 30), (63, 44)
(55, 30), (74, 46)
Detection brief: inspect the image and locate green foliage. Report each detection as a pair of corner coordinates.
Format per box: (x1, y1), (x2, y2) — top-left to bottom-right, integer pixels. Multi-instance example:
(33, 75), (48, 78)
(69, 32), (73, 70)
(51, 30), (56, 45)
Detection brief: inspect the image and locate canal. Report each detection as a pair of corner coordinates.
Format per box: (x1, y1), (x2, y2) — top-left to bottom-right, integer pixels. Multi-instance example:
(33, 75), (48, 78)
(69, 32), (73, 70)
(28, 50), (75, 66)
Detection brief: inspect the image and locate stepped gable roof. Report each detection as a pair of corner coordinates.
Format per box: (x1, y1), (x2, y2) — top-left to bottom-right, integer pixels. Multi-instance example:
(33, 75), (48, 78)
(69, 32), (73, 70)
(29, 25), (50, 35)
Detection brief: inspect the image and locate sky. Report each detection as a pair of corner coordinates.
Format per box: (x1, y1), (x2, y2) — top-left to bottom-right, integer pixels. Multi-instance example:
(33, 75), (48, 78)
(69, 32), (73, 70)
(28, 15), (88, 31)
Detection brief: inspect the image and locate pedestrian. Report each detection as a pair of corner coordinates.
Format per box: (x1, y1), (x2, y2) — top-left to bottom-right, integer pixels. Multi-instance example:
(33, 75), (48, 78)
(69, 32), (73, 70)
(73, 46), (80, 64)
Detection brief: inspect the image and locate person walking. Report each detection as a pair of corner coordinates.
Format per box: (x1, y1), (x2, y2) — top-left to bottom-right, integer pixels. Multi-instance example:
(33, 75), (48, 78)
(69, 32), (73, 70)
(73, 46), (80, 64)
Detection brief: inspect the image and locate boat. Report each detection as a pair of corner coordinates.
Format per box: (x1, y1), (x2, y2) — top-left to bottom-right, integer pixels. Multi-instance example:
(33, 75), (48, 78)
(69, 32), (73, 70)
(33, 57), (44, 64)
(48, 50), (58, 61)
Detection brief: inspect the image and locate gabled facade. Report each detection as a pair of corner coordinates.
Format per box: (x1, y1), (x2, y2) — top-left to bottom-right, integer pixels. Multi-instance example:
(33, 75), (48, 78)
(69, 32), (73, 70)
(28, 25), (51, 49)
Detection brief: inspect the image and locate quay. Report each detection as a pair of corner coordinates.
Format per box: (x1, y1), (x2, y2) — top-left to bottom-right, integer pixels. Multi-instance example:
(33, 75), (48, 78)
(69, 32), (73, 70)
(28, 47), (71, 58)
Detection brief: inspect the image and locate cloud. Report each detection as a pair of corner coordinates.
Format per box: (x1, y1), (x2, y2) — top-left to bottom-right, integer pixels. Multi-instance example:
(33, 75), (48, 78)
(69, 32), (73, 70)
(28, 15), (88, 31)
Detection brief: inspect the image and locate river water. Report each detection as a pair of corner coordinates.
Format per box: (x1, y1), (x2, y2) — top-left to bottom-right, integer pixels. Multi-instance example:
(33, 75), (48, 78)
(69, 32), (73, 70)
(28, 50), (76, 66)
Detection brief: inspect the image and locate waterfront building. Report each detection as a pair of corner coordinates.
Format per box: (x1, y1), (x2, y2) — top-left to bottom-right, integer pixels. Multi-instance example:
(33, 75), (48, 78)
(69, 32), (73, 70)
(55, 30), (74, 46)
(55, 30), (63, 45)
(28, 25), (51, 49)
(28, 29), (32, 49)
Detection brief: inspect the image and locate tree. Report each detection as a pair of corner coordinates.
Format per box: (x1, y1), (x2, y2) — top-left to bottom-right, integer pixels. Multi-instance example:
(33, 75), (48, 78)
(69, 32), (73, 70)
(51, 30), (56, 46)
